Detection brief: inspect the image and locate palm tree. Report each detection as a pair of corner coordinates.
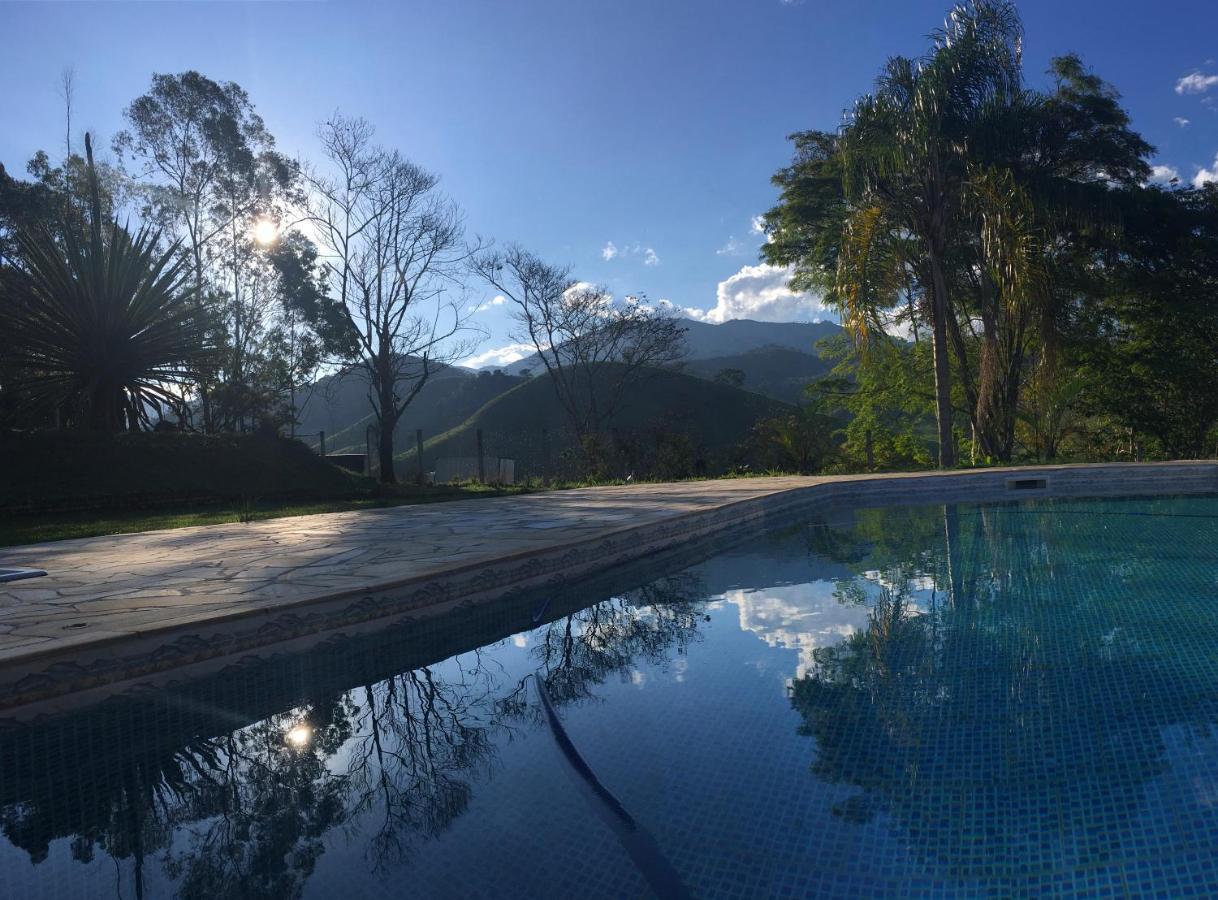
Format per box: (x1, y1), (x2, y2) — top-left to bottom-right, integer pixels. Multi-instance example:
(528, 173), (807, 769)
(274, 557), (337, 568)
(1, 135), (212, 431)
(957, 57), (1151, 460)
(837, 0), (1024, 467)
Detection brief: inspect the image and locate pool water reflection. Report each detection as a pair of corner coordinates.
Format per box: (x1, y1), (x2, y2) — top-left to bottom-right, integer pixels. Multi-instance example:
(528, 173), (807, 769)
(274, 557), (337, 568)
(2, 495), (1218, 898)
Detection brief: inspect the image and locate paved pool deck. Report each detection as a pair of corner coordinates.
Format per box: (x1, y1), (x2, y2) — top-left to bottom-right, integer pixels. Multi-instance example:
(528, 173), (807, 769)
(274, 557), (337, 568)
(1, 461), (1215, 714)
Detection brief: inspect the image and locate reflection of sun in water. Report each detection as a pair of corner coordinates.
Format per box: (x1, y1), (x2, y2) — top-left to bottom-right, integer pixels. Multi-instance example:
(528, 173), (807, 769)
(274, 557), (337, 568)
(253, 219), (278, 246)
(285, 724), (312, 748)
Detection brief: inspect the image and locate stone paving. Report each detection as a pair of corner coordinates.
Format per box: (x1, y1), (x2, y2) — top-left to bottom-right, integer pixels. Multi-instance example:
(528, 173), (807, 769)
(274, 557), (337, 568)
(0, 462), (1214, 711)
(0, 477), (813, 669)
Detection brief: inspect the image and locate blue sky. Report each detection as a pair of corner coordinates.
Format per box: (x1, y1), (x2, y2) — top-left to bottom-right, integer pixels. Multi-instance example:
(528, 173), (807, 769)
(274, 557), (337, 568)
(3, 0), (1217, 366)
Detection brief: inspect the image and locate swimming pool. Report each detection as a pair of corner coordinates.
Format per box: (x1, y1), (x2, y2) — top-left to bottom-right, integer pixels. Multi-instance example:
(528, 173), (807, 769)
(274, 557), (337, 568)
(2, 493), (1217, 898)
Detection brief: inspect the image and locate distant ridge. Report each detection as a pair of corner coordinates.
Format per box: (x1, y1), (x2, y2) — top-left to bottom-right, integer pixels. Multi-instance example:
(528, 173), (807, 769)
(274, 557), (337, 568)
(497, 319), (842, 374)
(294, 320), (844, 455)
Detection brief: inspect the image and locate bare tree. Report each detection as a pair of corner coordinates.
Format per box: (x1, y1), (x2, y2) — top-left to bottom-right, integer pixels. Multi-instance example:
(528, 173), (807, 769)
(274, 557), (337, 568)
(57, 66), (75, 158)
(472, 245), (685, 468)
(306, 115), (478, 482)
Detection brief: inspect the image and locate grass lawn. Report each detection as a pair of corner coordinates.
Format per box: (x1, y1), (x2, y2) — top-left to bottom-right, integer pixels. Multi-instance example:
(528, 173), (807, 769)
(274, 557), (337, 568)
(0, 483), (535, 547)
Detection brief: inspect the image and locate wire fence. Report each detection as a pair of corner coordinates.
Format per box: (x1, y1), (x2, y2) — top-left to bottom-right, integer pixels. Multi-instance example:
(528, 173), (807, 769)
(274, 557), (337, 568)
(295, 413), (782, 484)
(297, 422), (753, 484)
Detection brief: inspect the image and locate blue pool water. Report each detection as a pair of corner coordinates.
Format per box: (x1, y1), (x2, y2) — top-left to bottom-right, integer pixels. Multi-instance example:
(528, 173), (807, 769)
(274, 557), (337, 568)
(3, 494), (1218, 898)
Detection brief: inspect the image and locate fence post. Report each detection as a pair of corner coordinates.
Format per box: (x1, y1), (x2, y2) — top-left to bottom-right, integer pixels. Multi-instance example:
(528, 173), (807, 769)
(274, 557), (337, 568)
(365, 424), (378, 478)
(416, 428), (425, 485)
(320, 430), (326, 458)
(476, 429), (486, 483)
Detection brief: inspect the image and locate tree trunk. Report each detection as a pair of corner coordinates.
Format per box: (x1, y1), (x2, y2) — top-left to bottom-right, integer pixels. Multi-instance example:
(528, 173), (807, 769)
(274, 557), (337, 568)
(377, 413), (397, 484)
(192, 245), (216, 434)
(975, 334), (1005, 461)
(972, 272), (1024, 463)
(369, 348), (399, 484)
(927, 247), (956, 468)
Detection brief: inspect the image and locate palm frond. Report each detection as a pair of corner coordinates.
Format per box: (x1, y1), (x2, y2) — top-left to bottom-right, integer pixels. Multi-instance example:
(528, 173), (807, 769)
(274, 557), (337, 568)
(835, 205), (907, 347)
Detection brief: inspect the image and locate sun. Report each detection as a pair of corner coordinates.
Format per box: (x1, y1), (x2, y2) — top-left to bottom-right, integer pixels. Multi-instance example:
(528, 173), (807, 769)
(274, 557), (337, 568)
(253, 218), (278, 246)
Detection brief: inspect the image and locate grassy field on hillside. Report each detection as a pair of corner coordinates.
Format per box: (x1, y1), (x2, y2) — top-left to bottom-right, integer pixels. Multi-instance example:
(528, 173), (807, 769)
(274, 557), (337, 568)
(395, 366), (792, 479)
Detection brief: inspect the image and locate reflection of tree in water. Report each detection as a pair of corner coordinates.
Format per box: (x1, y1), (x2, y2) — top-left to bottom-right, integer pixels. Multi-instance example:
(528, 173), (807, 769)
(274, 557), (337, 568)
(163, 696), (357, 899)
(0, 694), (358, 900)
(791, 502), (1212, 881)
(344, 662), (508, 871)
(530, 574), (708, 705)
(0, 572), (707, 898)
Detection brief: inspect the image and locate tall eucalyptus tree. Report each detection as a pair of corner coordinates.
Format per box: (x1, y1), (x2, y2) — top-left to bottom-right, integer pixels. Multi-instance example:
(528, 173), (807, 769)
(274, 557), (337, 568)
(114, 71), (297, 430)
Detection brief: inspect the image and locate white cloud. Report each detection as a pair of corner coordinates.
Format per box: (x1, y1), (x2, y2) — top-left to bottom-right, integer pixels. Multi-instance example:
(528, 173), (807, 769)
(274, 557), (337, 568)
(601, 241), (658, 266)
(466, 294), (509, 314)
(459, 342), (535, 369)
(1149, 164), (1181, 185)
(1194, 153), (1218, 188)
(682, 263), (832, 324)
(1176, 72), (1218, 95)
(1175, 117), (1191, 127)
(720, 215), (772, 256)
(652, 298), (716, 320)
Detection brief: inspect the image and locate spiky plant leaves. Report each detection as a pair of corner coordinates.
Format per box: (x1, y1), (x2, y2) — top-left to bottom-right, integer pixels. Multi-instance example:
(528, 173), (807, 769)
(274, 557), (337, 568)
(1, 135), (214, 431)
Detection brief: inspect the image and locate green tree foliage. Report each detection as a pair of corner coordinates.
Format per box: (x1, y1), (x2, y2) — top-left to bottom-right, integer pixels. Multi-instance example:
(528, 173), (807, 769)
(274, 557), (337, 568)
(752, 399), (841, 474)
(1074, 186), (1218, 458)
(811, 335), (937, 471)
(764, 1), (1209, 467)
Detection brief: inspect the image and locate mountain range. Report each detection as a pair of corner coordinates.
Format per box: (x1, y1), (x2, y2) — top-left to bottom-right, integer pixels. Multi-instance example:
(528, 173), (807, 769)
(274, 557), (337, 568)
(293, 319), (844, 469)
(499, 318), (841, 375)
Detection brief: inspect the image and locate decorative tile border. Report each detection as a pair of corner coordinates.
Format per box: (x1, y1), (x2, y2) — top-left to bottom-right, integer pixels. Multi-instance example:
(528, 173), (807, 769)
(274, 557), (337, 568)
(1, 462), (1213, 714)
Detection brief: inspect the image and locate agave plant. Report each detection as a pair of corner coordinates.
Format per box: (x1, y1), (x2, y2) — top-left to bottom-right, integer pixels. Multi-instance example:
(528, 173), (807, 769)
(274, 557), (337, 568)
(1, 135), (213, 431)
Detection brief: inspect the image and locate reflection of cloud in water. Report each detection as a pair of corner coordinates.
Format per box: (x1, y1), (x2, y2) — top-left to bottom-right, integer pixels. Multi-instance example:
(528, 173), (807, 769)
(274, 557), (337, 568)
(672, 657), (688, 683)
(863, 570), (937, 596)
(718, 580), (873, 679)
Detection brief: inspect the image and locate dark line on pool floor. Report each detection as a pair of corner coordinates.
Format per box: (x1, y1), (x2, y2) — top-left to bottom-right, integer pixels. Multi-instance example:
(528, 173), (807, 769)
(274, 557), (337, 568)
(533, 674), (692, 900)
